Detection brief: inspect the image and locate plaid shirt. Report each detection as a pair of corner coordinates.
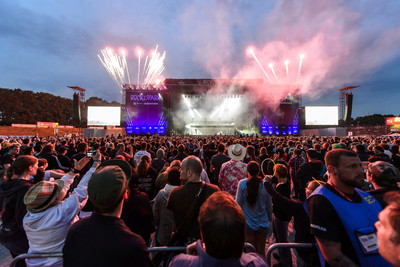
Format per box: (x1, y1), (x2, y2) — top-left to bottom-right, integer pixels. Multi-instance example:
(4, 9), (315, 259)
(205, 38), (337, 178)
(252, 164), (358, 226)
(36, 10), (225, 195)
(288, 156), (305, 181)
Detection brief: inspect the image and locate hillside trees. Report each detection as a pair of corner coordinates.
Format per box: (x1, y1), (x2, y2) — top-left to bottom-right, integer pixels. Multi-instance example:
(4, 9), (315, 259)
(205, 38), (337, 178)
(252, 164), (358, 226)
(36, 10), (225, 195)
(0, 88), (117, 125)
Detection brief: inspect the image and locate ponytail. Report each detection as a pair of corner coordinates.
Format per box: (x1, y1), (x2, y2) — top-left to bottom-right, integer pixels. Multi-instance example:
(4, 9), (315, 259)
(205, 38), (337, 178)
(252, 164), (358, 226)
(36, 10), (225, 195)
(246, 161), (262, 207)
(246, 175), (261, 206)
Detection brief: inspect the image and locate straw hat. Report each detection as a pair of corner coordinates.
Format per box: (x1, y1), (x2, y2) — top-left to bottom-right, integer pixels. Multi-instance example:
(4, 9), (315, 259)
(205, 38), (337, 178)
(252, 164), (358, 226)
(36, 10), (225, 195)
(227, 144), (246, 161)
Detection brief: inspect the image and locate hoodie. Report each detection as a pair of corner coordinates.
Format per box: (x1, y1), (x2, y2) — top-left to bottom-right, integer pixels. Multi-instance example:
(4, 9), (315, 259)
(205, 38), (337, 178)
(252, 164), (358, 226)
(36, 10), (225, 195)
(153, 184), (178, 245)
(0, 178), (32, 253)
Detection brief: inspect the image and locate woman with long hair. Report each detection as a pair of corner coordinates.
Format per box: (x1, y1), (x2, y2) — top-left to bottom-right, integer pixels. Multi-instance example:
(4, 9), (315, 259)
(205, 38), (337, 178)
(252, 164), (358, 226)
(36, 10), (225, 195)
(135, 154), (158, 200)
(271, 163), (292, 267)
(0, 155), (38, 266)
(236, 161), (272, 257)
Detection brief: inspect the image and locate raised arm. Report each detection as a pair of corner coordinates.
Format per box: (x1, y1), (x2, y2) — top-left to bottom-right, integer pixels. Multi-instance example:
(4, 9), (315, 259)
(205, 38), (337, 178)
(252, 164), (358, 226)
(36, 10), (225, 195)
(264, 179), (302, 216)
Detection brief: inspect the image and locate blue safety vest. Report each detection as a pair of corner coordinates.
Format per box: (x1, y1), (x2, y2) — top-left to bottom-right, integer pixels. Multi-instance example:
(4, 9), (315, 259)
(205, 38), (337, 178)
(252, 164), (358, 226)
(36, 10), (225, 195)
(305, 186), (391, 267)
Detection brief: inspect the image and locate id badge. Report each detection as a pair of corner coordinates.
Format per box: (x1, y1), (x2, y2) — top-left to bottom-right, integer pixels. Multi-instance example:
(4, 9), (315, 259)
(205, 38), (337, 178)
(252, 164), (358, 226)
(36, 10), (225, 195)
(355, 227), (379, 255)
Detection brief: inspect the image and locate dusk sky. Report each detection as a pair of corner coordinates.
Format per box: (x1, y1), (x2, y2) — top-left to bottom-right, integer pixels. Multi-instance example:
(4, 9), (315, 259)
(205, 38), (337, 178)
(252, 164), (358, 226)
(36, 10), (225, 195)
(1, 0), (400, 118)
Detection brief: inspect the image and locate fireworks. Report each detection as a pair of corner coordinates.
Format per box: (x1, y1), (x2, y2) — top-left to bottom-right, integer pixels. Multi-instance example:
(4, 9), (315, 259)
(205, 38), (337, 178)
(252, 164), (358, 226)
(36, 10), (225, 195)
(296, 54), (304, 83)
(247, 47), (272, 82)
(269, 63), (280, 84)
(247, 47), (305, 84)
(98, 48), (128, 88)
(98, 45), (166, 91)
(142, 45), (166, 87)
(284, 60), (289, 83)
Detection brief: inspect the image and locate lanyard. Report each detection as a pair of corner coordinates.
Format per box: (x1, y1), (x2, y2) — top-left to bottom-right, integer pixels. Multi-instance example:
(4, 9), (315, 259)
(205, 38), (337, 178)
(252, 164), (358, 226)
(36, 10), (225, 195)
(328, 181), (353, 202)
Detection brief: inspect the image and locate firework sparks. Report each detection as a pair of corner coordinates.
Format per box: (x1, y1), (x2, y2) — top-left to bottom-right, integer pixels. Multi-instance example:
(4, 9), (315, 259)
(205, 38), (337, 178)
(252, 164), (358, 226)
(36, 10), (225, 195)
(137, 49), (142, 84)
(296, 54), (304, 83)
(247, 48), (272, 82)
(98, 48), (128, 87)
(121, 49), (131, 84)
(284, 60), (289, 83)
(269, 63), (280, 84)
(99, 45), (166, 91)
(143, 45), (166, 87)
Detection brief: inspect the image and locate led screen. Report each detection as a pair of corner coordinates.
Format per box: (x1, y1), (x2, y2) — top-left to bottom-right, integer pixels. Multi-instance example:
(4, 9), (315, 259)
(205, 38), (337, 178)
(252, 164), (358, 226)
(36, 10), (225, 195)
(87, 106), (121, 126)
(125, 91), (166, 134)
(305, 106), (338, 126)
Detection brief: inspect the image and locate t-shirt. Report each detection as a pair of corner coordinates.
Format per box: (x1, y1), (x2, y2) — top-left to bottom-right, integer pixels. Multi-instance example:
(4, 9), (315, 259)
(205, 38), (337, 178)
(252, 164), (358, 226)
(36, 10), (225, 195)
(273, 181), (291, 221)
(307, 184), (362, 266)
(1, 153), (15, 166)
(63, 213), (152, 267)
(167, 182), (220, 240)
(210, 153), (230, 180)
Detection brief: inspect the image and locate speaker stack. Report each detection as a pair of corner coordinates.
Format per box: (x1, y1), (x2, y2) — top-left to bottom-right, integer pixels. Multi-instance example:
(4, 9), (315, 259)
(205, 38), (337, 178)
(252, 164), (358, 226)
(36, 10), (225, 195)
(344, 93), (353, 122)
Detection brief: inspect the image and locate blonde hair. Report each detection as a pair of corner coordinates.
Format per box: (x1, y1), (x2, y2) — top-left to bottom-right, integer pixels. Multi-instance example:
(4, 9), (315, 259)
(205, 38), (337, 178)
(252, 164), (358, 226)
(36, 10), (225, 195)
(273, 164), (288, 178)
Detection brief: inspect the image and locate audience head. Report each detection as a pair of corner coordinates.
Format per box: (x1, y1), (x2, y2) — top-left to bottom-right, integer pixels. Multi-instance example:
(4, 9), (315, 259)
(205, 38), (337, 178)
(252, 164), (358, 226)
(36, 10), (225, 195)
(180, 156), (203, 183)
(325, 149), (364, 189)
(8, 145), (19, 155)
(6, 155), (38, 181)
(198, 191), (245, 259)
(376, 191), (400, 266)
(217, 143), (225, 153)
(367, 161), (400, 188)
(273, 163), (288, 179)
(76, 142), (88, 153)
(247, 161), (260, 177)
(88, 160), (132, 214)
(166, 167), (181, 186)
(24, 179), (65, 212)
(156, 149), (164, 159)
(305, 180), (326, 198)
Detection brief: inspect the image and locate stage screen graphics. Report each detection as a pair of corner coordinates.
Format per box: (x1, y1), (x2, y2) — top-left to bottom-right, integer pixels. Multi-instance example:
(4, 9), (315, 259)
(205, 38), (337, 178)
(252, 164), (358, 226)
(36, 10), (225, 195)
(305, 106), (338, 126)
(87, 106), (121, 126)
(125, 91), (166, 134)
(259, 95), (300, 135)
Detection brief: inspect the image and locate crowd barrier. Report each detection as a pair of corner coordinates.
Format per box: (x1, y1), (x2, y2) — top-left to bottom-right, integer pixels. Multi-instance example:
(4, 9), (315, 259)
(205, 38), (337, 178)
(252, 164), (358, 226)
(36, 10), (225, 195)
(266, 242), (316, 266)
(10, 253), (63, 267)
(10, 243), (256, 266)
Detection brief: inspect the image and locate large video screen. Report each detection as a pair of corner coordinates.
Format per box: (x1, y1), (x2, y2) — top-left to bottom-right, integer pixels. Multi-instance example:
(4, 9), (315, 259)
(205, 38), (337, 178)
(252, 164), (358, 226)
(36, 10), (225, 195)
(87, 106), (121, 126)
(125, 91), (166, 134)
(305, 106), (338, 126)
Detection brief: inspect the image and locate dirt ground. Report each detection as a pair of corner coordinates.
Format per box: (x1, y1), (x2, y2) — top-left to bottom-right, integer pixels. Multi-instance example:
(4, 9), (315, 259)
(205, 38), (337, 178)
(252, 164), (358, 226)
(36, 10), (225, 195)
(0, 126), (82, 138)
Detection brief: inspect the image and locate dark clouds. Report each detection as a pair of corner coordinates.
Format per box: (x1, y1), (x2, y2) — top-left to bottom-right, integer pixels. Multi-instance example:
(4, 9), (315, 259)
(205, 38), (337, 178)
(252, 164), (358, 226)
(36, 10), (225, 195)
(0, 0), (400, 116)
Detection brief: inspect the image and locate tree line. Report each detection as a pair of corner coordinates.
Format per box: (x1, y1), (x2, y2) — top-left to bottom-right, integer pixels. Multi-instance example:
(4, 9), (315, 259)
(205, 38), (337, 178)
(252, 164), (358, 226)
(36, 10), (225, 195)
(0, 87), (396, 127)
(0, 88), (118, 126)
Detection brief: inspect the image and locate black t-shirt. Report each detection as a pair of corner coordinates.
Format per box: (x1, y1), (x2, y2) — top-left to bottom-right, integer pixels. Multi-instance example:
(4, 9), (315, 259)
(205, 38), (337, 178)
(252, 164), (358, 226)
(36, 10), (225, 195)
(210, 153), (230, 179)
(1, 153), (15, 166)
(136, 167), (158, 200)
(121, 187), (155, 242)
(63, 213), (152, 267)
(167, 182), (220, 240)
(307, 184), (362, 266)
(273, 181), (292, 221)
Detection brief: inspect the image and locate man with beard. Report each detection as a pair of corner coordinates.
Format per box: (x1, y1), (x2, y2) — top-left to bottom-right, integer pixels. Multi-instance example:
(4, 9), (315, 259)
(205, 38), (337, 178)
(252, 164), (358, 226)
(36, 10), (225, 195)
(306, 149), (390, 267)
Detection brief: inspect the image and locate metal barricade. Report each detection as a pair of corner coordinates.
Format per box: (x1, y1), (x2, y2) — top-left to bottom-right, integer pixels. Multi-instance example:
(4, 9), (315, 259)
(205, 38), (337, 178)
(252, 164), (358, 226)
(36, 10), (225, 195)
(9, 243), (256, 266)
(148, 246), (187, 252)
(266, 243), (315, 266)
(10, 253), (63, 267)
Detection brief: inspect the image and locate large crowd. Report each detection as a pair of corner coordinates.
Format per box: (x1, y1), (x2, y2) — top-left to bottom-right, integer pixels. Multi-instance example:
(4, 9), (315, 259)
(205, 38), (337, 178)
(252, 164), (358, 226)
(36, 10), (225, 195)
(0, 134), (400, 266)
